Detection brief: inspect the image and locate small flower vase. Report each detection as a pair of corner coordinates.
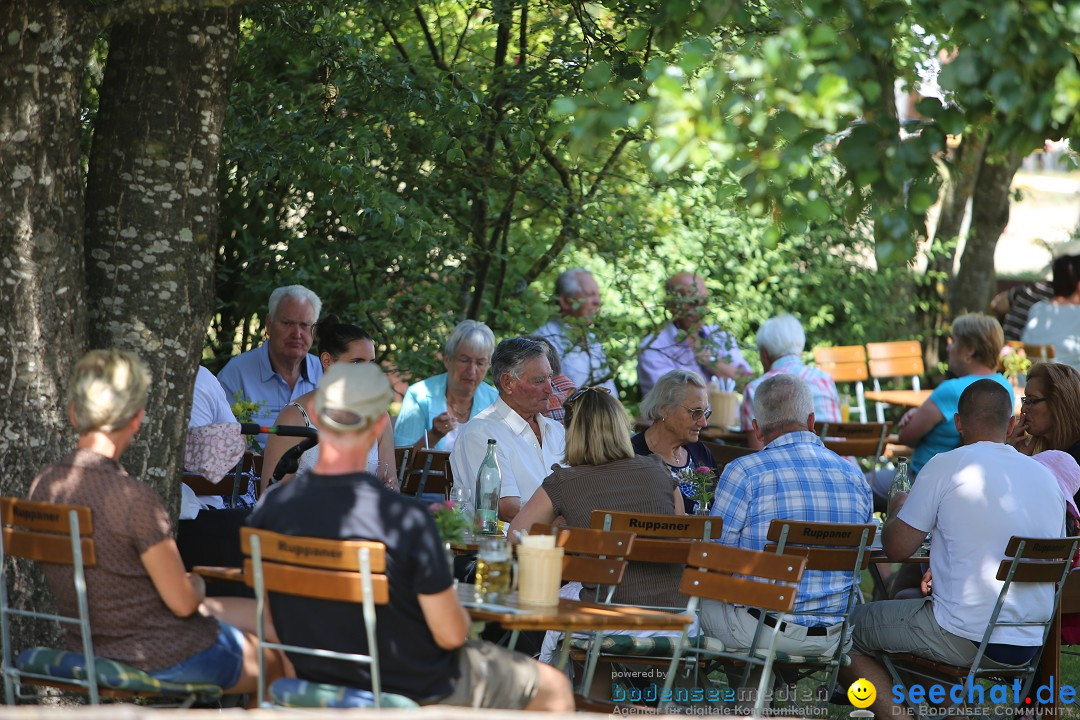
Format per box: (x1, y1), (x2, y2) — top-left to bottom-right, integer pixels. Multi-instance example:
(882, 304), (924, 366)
(694, 500), (711, 516)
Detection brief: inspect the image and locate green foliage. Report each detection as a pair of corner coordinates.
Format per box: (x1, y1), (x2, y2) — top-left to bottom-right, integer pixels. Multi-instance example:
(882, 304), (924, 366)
(214, 0), (922, 401)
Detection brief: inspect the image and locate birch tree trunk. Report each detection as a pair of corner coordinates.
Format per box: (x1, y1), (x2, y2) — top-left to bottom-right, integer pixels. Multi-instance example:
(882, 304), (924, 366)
(84, 7), (238, 513)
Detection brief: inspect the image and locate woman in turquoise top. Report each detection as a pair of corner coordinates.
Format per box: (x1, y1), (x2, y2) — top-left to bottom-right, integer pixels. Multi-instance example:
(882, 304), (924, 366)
(395, 320), (499, 450)
(898, 313), (1013, 474)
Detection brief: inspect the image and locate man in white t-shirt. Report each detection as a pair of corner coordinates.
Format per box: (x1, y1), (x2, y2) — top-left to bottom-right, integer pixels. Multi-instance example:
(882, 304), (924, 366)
(839, 379), (1065, 719)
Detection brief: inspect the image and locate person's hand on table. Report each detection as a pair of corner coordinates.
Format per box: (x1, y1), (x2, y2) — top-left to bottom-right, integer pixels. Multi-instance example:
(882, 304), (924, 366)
(920, 569), (933, 596)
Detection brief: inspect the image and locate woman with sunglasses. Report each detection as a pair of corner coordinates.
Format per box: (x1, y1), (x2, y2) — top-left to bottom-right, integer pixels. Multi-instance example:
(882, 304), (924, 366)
(631, 369), (717, 514)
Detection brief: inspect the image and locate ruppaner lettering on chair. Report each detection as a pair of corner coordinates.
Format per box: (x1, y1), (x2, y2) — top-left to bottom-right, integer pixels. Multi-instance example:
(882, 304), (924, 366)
(628, 519), (691, 533)
(277, 540), (342, 559)
(12, 506), (60, 524)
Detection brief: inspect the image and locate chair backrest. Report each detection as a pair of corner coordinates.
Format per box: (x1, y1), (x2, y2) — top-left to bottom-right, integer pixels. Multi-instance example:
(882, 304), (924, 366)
(764, 520), (876, 572)
(701, 441), (755, 476)
(814, 421), (892, 459)
(813, 346), (870, 383)
(529, 524), (633, 600)
(679, 541), (805, 612)
(394, 446), (413, 486)
(1024, 344), (1056, 362)
(591, 510), (720, 564)
(240, 527), (390, 707)
(1, 497), (99, 704)
(967, 536), (1080, 678)
(399, 449), (452, 500)
(866, 341), (924, 381)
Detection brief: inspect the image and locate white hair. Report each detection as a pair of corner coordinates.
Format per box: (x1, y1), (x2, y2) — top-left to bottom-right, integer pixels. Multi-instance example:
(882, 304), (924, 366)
(445, 319), (496, 359)
(268, 285), (322, 320)
(753, 374), (813, 436)
(640, 370), (706, 421)
(756, 314), (805, 359)
(555, 268), (592, 297)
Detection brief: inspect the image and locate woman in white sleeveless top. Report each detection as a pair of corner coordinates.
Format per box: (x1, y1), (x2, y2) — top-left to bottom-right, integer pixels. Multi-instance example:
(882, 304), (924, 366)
(261, 315), (396, 493)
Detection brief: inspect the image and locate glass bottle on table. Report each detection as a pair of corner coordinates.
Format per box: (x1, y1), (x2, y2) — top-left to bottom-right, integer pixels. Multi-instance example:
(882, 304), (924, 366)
(888, 456), (911, 504)
(474, 438), (501, 535)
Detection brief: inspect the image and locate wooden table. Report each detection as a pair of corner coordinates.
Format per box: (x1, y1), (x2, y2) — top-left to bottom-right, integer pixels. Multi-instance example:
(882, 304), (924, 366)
(863, 389), (931, 408)
(457, 583), (693, 632)
(865, 388), (1024, 415)
(699, 427), (750, 444)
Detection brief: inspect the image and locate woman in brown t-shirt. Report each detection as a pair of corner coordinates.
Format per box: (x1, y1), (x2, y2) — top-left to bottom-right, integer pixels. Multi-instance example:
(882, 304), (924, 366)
(508, 386), (686, 608)
(29, 350), (282, 696)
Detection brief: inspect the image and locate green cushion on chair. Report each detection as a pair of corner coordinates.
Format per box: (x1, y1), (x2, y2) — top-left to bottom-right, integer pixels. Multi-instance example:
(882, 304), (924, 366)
(569, 635), (849, 666)
(16, 647), (223, 700)
(269, 677), (419, 708)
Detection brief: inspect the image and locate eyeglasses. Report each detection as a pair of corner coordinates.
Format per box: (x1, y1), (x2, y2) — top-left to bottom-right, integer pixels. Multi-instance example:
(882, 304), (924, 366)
(1020, 395), (1046, 407)
(276, 319), (316, 334)
(565, 386), (611, 406)
(682, 406), (712, 421)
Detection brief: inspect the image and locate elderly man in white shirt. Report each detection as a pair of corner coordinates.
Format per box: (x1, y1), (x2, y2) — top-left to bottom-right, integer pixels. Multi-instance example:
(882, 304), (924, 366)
(451, 337), (566, 521)
(534, 268), (617, 394)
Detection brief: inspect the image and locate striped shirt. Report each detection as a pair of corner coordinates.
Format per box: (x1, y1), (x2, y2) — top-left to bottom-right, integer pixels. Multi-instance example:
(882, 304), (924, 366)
(710, 431), (872, 625)
(740, 355), (841, 431)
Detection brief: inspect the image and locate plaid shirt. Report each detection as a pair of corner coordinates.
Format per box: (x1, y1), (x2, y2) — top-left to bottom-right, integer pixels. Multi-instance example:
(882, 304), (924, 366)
(710, 431), (872, 625)
(740, 355), (842, 431)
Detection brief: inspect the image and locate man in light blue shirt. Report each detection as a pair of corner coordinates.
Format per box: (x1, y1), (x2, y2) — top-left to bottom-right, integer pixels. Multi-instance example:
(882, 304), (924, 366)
(534, 268), (617, 394)
(705, 374), (871, 657)
(218, 285), (323, 446)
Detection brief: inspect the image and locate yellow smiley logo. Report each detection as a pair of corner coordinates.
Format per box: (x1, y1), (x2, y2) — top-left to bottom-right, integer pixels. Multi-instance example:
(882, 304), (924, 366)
(847, 678), (876, 709)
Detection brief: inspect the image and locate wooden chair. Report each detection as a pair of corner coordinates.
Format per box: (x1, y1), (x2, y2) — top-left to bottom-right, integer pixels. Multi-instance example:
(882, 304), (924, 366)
(528, 524), (635, 677)
(866, 341), (925, 423)
(240, 526), (416, 709)
(813, 345), (869, 421)
(762, 520), (876, 704)
(659, 542), (806, 715)
(815, 421), (892, 470)
(0, 497), (222, 706)
(393, 446), (413, 487)
(591, 510), (720, 565)
(399, 449), (452, 501)
(882, 536), (1080, 719)
(702, 441), (755, 477)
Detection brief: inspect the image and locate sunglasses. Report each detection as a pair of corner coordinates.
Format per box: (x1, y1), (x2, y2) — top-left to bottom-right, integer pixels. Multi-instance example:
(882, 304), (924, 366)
(564, 386), (611, 406)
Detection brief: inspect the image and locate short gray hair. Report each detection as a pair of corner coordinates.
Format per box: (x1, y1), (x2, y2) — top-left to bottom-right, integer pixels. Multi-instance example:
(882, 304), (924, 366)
(491, 337), (548, 392)
(753, 374), (813, 436)
(756, 314), (805, 358)
(268, 285), (322, 321)
(555, 268), (591, 297)
(525, 335), (562, 375)
(640, 369), (706, 421)
(445, 319), (495, 359)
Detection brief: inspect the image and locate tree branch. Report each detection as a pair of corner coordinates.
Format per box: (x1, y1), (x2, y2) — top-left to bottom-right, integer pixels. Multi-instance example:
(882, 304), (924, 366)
(585, 132), (634, 199)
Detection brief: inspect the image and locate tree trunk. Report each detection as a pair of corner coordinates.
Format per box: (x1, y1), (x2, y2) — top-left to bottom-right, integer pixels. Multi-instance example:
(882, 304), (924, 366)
(950, 148), (1024, 316)
(918, 132), (988, 372)
(83, 8), (238, 510)
(0, 0), (98, 657)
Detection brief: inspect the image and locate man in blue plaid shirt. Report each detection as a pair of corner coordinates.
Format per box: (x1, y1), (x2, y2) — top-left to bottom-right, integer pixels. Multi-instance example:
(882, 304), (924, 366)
(704, 374), (872, 658)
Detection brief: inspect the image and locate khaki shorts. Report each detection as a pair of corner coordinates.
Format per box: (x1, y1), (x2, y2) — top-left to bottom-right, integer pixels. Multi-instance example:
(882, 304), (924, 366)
(851, 596), (1021, 669)
(428, 640), (540, 709)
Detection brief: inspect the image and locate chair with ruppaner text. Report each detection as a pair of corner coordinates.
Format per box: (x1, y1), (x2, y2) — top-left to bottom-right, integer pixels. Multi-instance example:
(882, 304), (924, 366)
(238, 526), (417, 709)
(1, 497), (223, 707)
(881, 535), (1080, 719)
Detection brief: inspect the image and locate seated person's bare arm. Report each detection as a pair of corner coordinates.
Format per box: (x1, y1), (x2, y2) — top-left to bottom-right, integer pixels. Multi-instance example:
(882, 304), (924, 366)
(882, 492), (928, 562)
(896, 400), (944, 447)
(142, 538), (205, 618)
(499, 495), (522, 522)
(417, 587), (470, 650)
(261, 403), (307, 492)
(507, 488), (555, 541)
